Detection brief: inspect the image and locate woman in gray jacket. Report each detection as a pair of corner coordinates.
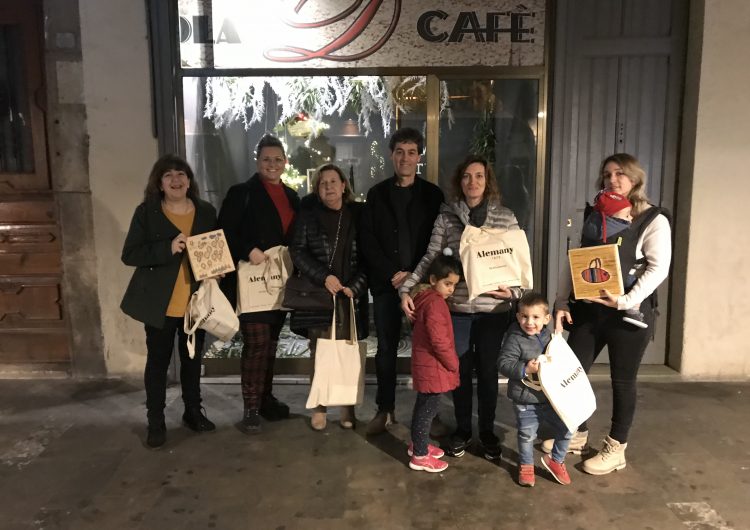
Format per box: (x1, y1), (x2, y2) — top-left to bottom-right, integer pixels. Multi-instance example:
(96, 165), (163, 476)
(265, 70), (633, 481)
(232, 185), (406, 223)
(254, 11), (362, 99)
(400, 155), (523, 460)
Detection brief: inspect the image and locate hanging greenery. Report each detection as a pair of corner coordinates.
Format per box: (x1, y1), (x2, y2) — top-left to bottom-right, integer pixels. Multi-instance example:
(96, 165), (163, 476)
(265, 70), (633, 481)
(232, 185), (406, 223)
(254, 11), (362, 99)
(204, 76), (453, 138)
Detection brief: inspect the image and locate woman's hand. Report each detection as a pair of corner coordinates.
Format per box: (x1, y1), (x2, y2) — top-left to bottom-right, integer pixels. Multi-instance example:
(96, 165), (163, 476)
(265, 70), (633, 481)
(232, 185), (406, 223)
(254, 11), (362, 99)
(342, 287), (354, 298)
(554, 309), (572, 333)
(391, 271), (410, 289)
(325, 275), (344, 295)
(171, 233), (187, 255)
(525, 358), (540, 375)
(248, 247), (266, 265)
(400, 293), (416, 322)
(589, 289), (619, 308)
(485, 285), (513, 299)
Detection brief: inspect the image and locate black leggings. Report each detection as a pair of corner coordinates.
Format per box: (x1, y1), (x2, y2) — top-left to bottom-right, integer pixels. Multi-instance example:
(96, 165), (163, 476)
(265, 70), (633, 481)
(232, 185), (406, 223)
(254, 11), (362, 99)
(567, 299), (654, 443)
(410, 392), (442, 457)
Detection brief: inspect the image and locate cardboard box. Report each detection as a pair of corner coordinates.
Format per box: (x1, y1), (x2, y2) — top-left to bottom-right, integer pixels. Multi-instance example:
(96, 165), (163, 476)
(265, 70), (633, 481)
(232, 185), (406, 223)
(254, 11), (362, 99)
(568, 244), (624, 299)
(186, 229), (235, 281)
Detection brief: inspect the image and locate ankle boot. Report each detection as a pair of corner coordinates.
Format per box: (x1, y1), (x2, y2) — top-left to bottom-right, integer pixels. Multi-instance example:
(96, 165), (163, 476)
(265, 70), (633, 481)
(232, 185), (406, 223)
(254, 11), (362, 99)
(146, 420), (166, 449)
(339, 406), (356, 429)
(311, 406), (327, 431)
(240, 408), (261, 435)
(542, 430), (588, 455)
(182, 406), (216, 432)
(582, 435), (627, 475)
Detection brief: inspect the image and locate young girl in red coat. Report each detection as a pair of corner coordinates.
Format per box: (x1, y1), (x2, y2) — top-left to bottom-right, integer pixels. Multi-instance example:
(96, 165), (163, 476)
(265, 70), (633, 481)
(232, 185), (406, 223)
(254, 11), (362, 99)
(408, 251), (462, 473)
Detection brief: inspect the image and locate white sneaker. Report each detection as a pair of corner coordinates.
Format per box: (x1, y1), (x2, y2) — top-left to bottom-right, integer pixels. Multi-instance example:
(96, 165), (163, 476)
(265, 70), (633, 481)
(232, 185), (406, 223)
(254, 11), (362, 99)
(582, 435), (627, 475)
(542, 430), (588, 455)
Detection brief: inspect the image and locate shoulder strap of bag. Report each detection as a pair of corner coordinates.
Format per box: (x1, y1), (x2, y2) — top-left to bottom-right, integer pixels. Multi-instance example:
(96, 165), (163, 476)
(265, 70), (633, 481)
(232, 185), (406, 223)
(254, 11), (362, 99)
(329, 294), (338, 340)
(348, 297), (357, 343)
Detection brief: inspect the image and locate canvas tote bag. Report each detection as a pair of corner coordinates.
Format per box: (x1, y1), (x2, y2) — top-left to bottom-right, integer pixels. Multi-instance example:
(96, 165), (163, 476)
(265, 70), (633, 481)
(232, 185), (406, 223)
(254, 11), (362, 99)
(459, 225), (533, 301)
(236, 245), (293, 314)
(184, 278), (240, 358)
(537, 333), (597, 433)
(305, 297), (366, 408)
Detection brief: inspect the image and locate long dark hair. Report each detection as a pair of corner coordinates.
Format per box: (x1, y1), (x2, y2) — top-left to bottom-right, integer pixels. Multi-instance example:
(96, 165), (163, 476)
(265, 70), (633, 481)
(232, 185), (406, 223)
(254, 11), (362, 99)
(450, 154), (501, 204)
(143, 154), (200, 202)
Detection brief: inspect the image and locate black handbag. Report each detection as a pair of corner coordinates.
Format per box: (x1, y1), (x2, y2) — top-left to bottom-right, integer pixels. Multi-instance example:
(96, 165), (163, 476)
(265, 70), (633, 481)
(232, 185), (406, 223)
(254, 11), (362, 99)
(283, 273), (334, 311)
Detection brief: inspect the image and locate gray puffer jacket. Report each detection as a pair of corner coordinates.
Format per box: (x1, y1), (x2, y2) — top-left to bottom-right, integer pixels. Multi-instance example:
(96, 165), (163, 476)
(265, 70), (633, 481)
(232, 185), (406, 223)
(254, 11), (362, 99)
(400, 199), (522, 313)
(498, 322), (551, 404)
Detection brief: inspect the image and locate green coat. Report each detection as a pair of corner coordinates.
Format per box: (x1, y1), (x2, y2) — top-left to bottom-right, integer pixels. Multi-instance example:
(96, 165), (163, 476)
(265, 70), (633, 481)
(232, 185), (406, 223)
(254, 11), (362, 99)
(120, 197), (217, 329)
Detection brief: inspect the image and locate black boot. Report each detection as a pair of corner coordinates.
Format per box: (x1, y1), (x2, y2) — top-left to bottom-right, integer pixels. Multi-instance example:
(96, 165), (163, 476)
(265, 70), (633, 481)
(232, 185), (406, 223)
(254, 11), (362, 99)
(146, 420), (166, 449)
(240, 408), (261, 434)
(259, 394), (290, 421)
(182, 406), (216, 432)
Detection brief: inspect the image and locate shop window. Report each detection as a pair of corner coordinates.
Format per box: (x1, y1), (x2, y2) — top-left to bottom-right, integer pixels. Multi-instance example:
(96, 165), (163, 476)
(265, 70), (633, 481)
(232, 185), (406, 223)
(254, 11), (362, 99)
(0, 25), (34, 174)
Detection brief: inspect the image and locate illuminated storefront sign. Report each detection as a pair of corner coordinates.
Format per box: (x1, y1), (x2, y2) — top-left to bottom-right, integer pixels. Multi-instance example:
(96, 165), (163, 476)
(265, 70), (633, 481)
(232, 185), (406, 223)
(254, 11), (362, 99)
(178, 0), (545, 68)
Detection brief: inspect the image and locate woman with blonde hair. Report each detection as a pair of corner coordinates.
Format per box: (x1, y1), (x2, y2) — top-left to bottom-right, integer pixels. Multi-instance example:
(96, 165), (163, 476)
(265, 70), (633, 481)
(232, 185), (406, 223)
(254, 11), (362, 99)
(546, 153), (672, 475)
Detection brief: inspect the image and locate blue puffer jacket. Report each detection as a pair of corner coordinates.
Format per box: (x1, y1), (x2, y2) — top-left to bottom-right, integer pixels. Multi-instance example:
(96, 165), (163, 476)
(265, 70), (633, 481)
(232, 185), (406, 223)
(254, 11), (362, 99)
(498, 321), (551, 404)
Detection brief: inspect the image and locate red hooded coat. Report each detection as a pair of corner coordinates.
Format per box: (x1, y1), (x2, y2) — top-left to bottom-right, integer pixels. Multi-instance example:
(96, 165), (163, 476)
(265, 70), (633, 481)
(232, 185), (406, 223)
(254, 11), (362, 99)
(410, 288), (460, 393)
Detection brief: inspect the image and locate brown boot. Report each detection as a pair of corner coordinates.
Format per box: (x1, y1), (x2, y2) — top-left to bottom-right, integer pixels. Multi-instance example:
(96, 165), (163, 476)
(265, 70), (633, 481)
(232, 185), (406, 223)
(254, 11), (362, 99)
(311, 406), (327, 431)
(340, 406), (356, 429)
(582, 436), (627, 475)
(366, 410), (395, 436)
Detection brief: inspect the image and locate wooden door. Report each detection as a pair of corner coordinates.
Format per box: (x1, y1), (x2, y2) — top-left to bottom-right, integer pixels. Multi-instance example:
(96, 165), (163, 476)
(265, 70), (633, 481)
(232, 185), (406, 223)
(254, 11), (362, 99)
(548, 0), (687, 363)
(0, 0), (70, 369)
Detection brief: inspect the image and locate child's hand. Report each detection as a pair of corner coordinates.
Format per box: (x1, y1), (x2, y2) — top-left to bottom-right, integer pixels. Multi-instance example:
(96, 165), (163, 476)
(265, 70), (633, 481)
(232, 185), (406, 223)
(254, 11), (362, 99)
(525, 359), (540, 375)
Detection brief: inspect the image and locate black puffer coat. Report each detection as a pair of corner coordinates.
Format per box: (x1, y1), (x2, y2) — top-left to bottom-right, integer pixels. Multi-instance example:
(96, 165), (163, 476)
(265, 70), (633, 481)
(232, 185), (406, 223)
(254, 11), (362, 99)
(289, 200), (368, 339)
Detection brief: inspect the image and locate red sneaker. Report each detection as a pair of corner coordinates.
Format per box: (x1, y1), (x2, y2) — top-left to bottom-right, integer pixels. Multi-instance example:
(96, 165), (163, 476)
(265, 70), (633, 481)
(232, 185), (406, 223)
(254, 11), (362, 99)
(518, 464), (535, 487)
(407, 443), (445, 459)
(541, 454), (572, 485)
(409, 454), (449, 473)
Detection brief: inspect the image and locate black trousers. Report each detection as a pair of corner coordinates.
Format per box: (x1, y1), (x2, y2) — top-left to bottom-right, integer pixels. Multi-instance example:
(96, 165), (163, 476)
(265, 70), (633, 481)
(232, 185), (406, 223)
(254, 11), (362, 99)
(372, 290), (404, 412)
(567, 299), (655, 443)
(451, 311), (512, 436)
(144, 317), (204, 423)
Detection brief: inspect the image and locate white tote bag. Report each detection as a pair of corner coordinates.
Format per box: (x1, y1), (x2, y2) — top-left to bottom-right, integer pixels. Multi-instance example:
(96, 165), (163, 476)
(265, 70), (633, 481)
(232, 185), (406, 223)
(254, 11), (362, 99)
(305, 297), (366, 408)
(459, 225), (533, 301)
(184, 278), (240, 358)
(537, 333), (597, 433)
(236, 246), (293, 314)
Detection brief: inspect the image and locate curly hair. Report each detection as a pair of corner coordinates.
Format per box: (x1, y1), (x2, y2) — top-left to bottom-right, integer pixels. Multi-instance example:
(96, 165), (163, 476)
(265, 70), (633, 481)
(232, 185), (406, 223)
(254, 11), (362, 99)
(595, 153), (650, 217)
(450, 154), (501, 203)
(143, 154), (200, 202)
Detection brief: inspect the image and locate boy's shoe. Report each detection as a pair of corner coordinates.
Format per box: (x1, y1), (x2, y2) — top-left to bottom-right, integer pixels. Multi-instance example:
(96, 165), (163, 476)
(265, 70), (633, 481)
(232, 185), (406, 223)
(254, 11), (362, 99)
(146, 422), (166, 449)
(182, 406), (216, 432)
(479, 431), (503, 461)
(518, 464), (535, 487)
(622, 308), (648, 329)
(409, 454), (448, 473)
(445, 431), (472, 458)
(259, 394), (290, 421)
(239, 408), (261, 435)
(582, 436), (627, 475)
(366, 410), (395, 436)
(542, 430), (588, 455)
(541, 454), (571, 485)
(407, 443), (445, 459)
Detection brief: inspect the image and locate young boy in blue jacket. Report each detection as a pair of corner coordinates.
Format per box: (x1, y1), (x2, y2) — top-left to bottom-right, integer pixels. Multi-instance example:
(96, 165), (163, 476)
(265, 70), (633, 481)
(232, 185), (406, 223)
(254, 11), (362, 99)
(498, 292), (573, 487)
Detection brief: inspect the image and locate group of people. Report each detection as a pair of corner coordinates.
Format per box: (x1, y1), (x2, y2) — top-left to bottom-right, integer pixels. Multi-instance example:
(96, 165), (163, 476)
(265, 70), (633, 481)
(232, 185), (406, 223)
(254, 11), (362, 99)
(120, 127), (671, 487)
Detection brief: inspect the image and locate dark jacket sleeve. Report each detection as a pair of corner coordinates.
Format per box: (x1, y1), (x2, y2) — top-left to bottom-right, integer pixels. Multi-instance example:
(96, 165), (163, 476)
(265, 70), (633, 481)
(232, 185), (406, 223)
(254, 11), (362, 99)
(423, 297), (459, 373)
(289, 208), (330, 286)
(218, 184), (255, 263)
(121, 203), (175, 267)
(359, 187), (399, 280)
(498, 333), (527, 381)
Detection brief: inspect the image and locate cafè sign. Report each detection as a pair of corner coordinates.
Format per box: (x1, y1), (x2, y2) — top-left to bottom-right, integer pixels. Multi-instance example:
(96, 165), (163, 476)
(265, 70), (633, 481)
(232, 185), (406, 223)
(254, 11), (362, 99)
(178, 0), (545, 69)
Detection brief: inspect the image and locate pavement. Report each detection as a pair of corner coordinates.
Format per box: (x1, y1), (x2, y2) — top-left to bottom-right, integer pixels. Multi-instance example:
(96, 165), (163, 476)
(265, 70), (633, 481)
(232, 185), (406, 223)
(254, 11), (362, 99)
(1, 375), (748, 529)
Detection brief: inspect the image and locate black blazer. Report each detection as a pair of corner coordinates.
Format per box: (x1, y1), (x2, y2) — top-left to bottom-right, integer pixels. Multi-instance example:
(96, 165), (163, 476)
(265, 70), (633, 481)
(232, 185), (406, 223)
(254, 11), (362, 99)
(120, 197), (217, 329)
(217, 173), (301, 320)
(359, 176), (444, 295)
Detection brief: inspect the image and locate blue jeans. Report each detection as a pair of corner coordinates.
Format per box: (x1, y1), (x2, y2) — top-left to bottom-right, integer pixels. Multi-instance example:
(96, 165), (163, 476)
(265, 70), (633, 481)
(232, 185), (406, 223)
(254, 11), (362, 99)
(513, 402), (572, 465)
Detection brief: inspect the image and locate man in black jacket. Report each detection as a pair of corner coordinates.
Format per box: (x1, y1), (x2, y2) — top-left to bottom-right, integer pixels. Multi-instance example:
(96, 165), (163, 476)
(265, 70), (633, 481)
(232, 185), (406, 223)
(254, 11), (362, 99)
(360, 127), (444, 435)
